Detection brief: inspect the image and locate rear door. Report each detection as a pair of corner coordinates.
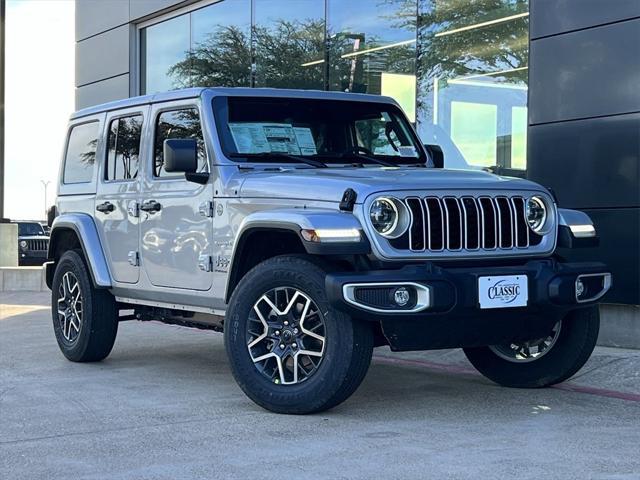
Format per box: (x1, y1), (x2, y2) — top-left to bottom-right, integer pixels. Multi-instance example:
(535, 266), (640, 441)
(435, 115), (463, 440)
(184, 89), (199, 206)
(138, 101), (214, 291)
(94, 107), (147, 284)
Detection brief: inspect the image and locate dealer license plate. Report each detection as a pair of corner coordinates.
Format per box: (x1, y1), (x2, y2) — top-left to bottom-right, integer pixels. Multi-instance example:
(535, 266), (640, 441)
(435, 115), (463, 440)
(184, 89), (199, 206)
(478, 275), (528, 309)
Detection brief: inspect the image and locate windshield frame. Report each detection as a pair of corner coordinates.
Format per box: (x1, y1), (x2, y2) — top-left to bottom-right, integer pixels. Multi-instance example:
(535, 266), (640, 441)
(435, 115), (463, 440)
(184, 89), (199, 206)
(212, 95), (429, 166)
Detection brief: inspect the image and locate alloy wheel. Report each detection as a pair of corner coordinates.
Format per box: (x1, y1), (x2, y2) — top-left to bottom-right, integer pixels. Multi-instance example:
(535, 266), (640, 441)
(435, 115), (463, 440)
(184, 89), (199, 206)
(247, 287), (326, 385)
(489, 321), (562, 363)
(57, 271), (83, 343)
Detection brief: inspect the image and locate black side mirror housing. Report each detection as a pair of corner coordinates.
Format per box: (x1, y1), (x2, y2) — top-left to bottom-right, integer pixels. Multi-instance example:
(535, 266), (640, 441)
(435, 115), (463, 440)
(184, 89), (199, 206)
(424, 144), (444, 168)
(47, 205), (57, 228)
(164, 138), (198, 173)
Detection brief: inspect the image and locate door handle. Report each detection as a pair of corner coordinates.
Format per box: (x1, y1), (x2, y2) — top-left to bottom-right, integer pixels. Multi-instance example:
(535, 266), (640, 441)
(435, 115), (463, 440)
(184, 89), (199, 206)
(96, 201), (115, 214)
(140, 200), (162, 213)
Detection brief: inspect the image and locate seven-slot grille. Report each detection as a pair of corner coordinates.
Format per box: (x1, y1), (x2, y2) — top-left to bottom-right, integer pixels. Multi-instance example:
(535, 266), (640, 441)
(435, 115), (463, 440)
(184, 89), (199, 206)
(400, 195), (542, 253)
(26, 238), (49, 251)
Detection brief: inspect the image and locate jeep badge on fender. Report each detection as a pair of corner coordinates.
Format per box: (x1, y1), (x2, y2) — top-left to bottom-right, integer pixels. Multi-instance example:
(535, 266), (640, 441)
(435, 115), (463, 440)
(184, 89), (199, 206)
(45, 87), (611, 414)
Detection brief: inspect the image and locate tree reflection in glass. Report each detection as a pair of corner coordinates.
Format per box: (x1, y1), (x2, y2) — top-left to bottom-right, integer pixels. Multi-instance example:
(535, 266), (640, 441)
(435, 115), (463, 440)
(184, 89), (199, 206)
(414, 0), (529, 170)
(326, 0), (417, 121)
(154, 109), (207, 178)
(107, 116), (143, 181)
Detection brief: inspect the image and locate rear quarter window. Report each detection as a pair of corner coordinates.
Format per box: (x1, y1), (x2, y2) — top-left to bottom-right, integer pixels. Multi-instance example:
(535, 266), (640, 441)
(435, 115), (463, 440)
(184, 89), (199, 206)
(63, 121), (100, 184)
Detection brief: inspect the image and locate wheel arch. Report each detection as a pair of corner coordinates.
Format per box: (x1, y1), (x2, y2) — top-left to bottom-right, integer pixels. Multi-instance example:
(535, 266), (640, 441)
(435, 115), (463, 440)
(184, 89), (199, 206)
(225, 225), (306, 303)
(46, 213), (112, 289)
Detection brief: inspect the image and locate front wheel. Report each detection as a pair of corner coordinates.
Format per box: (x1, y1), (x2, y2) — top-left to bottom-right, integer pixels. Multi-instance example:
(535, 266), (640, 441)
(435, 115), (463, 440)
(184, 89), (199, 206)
(224, 255), (373, 414)
(463, 307), (600, 388)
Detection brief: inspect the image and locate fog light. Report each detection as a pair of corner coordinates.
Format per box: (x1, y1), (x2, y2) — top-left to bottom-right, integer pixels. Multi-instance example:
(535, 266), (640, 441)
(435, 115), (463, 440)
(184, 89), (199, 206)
(575, 278), (585, 298)
(393, 287), (411, 307)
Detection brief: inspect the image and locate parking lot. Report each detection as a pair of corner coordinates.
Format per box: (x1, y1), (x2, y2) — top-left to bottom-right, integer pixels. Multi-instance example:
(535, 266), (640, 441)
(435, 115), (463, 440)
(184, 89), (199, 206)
(1, 291), (639, 480)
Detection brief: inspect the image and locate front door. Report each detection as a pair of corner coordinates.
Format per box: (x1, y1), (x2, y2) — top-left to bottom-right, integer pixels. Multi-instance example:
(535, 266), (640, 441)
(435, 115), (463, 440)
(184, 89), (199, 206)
(139, 103), (214, 291)
(95, 108), (146, 284)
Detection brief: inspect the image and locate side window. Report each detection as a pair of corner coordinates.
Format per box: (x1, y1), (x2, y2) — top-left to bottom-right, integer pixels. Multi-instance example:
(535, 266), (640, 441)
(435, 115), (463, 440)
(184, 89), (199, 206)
(106, 115), (143, 181)
(153, 108), (206, 178)
(63, 121), (100, 184)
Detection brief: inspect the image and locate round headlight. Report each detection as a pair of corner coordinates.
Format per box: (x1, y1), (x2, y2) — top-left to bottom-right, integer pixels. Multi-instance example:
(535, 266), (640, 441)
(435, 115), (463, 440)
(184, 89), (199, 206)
(369, 197), (409, 239)
(20, 240), (28, 249)
(526, 196), (547, 233)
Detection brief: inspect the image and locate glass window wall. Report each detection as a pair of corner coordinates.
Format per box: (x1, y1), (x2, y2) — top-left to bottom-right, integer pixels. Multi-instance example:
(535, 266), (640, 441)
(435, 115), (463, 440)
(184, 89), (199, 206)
(189, 0), (252, 87)
(416, 0), (529, 170)
(254, 0), (326, 89)
(327, 0), (417, 121)
(140, 0), (529, 171)
(141, 15), (190, 94)
(141, 0), (251, 94)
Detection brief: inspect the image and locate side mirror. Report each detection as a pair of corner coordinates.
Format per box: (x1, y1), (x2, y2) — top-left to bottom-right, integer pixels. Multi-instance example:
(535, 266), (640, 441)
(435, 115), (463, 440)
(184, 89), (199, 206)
(47, 205), (57, 228)
(424, 144), (444, 168)
(164, 138), (198, 173)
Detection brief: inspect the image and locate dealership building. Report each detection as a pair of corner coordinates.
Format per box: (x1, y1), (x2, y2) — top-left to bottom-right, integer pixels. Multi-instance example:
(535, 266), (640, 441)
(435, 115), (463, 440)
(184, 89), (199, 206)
(74, 0), (639, 314)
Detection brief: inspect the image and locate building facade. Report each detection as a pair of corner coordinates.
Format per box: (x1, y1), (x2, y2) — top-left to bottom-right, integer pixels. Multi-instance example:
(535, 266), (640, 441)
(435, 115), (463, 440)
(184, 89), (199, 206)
(75, 0), (640, 305)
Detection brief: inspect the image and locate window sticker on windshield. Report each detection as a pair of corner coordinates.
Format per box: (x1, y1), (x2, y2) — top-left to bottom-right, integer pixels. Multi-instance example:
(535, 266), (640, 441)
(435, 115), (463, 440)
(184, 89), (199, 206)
(398, 146), (418, 157)
(230, 122), (317, 156)
(229, 123), (270, 153)
(293, 127), (317, 155)
(262, 124), (301, 155)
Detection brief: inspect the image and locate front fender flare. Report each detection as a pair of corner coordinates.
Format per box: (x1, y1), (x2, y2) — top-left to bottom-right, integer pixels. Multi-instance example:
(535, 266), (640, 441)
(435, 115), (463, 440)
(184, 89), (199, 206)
(48, 213), (112, 288)
(234, 208), (370, 256)
(225, 208), (370, 301)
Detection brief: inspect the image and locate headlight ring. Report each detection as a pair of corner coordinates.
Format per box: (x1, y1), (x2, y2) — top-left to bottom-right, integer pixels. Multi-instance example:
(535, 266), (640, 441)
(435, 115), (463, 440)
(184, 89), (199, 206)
(369, 197), (410, 239)
(526, 196), (549, 234)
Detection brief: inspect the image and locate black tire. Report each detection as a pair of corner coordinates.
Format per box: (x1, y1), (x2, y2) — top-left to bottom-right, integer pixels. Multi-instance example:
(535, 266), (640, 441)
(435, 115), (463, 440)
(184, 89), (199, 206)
(463, 307), (600, 388)
(51, 249), (118, 362)
(224, 255), (373, 414)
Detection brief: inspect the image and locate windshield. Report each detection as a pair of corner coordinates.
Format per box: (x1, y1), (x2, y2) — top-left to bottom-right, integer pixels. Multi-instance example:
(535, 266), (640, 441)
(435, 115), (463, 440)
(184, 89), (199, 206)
(18, 223), (45, 236)
(213, 96), (427, 165)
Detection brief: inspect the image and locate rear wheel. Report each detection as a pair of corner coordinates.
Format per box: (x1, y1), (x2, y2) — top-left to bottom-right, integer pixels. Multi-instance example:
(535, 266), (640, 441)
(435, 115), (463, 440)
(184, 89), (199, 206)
(224, 255), (373, 414)
(463, 307), (599, 388)
(51, 250), (118, 362)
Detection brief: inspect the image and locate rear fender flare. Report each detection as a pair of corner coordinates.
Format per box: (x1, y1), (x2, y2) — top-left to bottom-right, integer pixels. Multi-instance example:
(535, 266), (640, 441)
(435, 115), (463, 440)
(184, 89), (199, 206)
(47, 213), (112, 288)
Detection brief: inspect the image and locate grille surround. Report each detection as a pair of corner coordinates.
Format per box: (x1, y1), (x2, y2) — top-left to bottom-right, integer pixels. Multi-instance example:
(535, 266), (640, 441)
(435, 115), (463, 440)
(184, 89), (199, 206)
(362, 191), (557, 260)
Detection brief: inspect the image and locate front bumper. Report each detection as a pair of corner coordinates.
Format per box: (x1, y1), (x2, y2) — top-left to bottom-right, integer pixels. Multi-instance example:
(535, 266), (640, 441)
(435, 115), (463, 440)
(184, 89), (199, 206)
(19, 250), (48, 264)
(326, 260), (611, 351)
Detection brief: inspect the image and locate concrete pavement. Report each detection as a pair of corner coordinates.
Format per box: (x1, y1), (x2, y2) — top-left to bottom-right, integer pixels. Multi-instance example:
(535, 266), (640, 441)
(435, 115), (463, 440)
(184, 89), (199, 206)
(1, 292), (639, 479)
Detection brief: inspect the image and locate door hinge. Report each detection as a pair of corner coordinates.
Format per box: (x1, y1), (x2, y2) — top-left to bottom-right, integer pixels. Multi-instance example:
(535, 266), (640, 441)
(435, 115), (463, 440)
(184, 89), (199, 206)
(127, 201), (140, 218)
(198, 254), (213, 272)
(199, 201), (214, 218)
(127, 251), (139, 267)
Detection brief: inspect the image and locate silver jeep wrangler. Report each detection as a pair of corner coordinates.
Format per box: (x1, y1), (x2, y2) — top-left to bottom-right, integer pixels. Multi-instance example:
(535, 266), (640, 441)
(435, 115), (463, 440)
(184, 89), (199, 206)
(46, 88), (611, 414)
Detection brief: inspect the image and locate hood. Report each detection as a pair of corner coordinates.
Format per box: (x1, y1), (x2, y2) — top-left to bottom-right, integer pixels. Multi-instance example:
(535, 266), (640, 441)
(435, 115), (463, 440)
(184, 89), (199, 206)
(19, 235), (50, 241)
(238, 167), (545, 203)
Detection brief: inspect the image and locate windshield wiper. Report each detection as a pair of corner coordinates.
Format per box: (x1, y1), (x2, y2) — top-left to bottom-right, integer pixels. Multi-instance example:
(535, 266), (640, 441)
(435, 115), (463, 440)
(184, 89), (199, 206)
(228, 152), (327, 168)
(339, 151), (396, 167)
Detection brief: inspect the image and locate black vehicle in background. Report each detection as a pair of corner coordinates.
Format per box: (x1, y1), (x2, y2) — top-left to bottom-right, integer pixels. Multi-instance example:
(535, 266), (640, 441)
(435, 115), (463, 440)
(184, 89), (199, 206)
(15, 221), (50, 266)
